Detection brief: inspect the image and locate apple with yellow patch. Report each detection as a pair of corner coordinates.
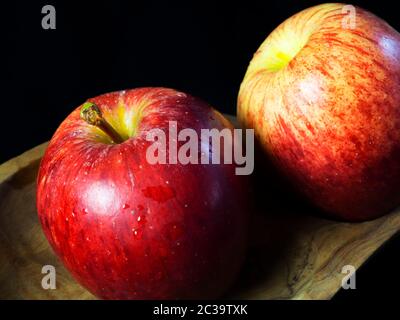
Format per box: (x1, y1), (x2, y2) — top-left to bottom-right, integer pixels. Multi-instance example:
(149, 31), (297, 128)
(238, 3), (400, 221)
(37, 87), (251, 299)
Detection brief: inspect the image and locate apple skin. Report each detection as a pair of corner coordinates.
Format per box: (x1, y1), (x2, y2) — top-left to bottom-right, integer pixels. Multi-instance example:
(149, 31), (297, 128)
(238, 3), (400, 221)
(37, 87), (251, 299)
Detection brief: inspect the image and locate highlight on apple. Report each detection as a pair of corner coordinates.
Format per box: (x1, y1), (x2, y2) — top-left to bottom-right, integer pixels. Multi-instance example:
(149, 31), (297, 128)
(145, 121), (254, 176)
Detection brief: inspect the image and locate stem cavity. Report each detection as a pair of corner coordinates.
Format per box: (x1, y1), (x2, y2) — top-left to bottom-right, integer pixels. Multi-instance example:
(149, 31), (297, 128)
(80, 102), (125, 144)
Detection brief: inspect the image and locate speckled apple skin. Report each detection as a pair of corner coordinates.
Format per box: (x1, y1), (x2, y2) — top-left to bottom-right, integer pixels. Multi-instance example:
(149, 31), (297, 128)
(238, 4), (400, 221)
(37, 88), (251, 299)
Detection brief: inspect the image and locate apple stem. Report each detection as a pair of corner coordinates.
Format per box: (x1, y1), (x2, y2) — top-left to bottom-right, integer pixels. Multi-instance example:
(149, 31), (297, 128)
(80, 102), (124, 144)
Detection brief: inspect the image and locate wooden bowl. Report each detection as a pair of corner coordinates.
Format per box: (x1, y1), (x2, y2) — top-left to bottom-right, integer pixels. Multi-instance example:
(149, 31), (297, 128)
(1, 115), (400, 300)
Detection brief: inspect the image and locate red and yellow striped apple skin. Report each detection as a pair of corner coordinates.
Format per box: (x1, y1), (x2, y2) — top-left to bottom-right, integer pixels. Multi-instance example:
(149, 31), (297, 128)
(238, 4), (400, 221)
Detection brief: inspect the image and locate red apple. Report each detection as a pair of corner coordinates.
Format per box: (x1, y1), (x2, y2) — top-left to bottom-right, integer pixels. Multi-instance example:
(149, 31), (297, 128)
(238, 3), (400, 221)
(37, 87), (250, 299)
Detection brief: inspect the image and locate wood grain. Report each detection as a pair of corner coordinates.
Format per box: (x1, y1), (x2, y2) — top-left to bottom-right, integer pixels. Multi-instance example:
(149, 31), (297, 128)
(0, 143), (95, 299)
(1, 117), (400, 300)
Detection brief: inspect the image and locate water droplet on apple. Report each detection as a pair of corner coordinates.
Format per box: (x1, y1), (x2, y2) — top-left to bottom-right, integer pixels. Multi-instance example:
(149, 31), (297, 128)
(82, 208), (89, 215)
(122, 203), (130, 209)
(140, 215), (147, 224)
(132, 227), (143, 239)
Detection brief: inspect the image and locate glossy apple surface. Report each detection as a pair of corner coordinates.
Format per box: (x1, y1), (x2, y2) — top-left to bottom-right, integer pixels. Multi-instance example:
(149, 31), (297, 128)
(37, 88), (250, 299)
(238, 3), (400, 221)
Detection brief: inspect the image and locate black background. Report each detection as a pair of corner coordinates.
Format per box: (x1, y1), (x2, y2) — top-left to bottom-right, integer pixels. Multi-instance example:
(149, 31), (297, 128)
(2, 0), (400, 301)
